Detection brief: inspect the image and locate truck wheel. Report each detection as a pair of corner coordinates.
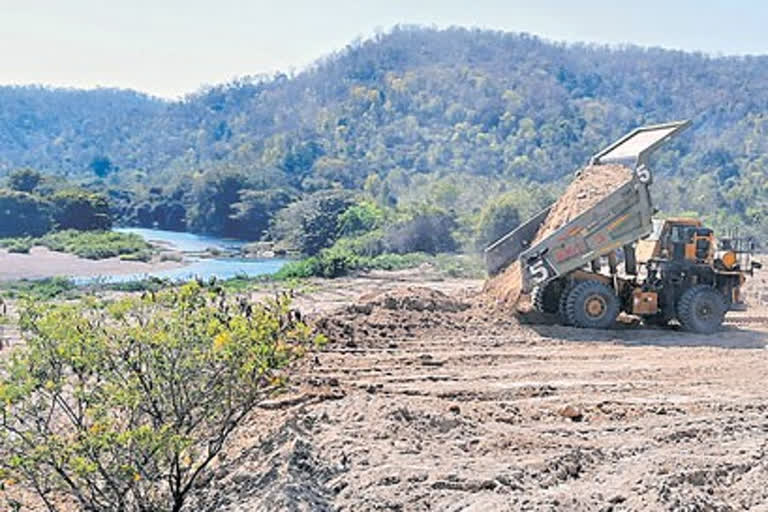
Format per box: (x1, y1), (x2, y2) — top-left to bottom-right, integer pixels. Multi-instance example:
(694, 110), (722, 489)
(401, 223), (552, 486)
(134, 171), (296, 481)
(533, 281), (561, 314)
(558, 284), (574, 325)
(564, 281), (620, 329)
(676, 285), (727, 334)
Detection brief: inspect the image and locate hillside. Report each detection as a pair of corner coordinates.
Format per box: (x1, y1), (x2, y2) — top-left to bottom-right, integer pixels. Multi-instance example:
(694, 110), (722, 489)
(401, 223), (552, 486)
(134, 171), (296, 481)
(2, 26), (768, 241)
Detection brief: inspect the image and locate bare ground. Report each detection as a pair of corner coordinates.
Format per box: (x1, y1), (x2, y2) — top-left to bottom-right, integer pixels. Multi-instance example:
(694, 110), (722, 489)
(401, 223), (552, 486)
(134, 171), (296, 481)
(192, 270), (768, 512)
(0, 247), (183, 281)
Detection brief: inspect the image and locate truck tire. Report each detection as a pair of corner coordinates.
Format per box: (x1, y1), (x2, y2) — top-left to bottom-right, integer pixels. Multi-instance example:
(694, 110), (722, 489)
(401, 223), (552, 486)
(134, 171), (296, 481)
(533, 281), (561, 314)
(558, 283), (574, 325)
(564, 280), (620, 329)
(676, 285), (727, 334)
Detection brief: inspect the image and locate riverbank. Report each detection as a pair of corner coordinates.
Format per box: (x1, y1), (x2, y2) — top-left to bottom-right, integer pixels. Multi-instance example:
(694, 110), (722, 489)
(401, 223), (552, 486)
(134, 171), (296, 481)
(0, 247), (184, 281)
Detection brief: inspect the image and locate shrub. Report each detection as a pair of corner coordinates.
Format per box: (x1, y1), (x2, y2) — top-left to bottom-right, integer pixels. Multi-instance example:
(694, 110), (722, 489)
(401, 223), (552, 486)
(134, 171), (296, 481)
(433, 253), (486, 278)
(118, 251), (152, 262)
(159, 252), (184, 262)
(0, 277), (76, 300)
(275, 249), (433, 280)
(0, 282), (320, 512)
(367, 252), (431, 271)
(0, 237), (34, 254)
(38, 230), (151, 260)
(273, 258), (318, 280)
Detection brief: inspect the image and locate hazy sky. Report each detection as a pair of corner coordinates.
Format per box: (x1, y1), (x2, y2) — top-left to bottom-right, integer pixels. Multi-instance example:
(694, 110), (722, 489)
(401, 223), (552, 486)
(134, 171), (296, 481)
(2, 0), (767, 98)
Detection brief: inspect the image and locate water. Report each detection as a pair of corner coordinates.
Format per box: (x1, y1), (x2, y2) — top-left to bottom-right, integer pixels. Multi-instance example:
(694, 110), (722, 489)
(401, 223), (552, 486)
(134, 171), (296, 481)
(75, 228), (290, 284)
(114, 227), (248, 254)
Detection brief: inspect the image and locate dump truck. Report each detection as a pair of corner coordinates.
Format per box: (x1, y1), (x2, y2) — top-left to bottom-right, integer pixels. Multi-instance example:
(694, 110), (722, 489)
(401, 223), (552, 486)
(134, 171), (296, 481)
(485, 120), (761, 333)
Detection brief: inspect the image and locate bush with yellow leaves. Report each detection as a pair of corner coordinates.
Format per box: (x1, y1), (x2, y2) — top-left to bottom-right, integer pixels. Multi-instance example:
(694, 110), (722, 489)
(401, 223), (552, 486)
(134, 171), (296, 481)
(0, 281), (322, 512)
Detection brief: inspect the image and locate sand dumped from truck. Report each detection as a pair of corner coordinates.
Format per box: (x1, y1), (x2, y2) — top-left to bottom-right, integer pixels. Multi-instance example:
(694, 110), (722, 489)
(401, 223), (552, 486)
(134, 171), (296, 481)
(532, 163), (633, 244)
(484, 164), (633, 306)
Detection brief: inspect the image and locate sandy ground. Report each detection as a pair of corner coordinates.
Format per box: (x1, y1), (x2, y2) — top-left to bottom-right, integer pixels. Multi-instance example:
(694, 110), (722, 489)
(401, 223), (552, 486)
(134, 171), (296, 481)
(191, 271), (768, 512)
(0, 247), (183, 281)
(4, 268), (768, 511)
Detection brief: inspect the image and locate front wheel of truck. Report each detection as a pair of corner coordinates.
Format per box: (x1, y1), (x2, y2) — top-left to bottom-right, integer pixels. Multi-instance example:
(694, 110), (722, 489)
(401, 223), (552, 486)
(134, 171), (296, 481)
(564, 281), (620, 330)
(533, 280), (563, 314)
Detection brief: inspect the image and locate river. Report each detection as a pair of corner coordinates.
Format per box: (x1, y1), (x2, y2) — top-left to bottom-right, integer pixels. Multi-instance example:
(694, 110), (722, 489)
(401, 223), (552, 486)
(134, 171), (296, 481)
(75, 228), (290, 284)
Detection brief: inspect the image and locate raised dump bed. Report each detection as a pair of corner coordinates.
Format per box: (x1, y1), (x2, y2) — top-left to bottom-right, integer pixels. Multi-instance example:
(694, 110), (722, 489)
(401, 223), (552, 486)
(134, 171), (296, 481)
(485, 121), (691, 293)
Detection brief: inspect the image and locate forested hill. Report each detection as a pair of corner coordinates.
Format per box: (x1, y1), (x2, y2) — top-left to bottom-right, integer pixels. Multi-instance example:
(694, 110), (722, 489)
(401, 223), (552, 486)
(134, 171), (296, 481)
(2, 26), (768, 241)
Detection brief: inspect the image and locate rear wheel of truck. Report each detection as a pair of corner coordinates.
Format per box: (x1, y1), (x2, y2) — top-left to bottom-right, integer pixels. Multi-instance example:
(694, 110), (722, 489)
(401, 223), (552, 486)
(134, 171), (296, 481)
(564, 281), (620, 329)
(558, 283), (574, 325)
(533, 280), (562, 314)
(677, 285), (727, 334)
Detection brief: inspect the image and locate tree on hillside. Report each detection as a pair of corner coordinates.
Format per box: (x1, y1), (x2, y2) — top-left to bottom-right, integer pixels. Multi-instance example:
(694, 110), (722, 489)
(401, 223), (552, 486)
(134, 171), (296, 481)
(0, 189), (51, 237)
(89, 156), (115, 178)
(7, 168), (42, 193)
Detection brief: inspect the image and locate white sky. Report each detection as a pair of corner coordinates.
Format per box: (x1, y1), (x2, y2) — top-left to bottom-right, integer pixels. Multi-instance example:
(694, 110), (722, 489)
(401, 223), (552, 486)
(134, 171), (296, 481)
(1, 0), (767, 99)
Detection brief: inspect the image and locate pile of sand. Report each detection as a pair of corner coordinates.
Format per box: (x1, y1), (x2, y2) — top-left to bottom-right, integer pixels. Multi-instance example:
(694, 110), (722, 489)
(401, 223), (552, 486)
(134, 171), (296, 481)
(313, 287), (476, 347)
(484, 164), (633, 306)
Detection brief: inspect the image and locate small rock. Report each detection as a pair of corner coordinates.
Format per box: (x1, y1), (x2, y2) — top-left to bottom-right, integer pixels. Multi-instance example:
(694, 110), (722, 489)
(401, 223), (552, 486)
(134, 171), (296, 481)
(559, 405), (584, 422)
(378, 475), (401, 486)
(407, 472), (429, 483)
(449, 405), (461, 415)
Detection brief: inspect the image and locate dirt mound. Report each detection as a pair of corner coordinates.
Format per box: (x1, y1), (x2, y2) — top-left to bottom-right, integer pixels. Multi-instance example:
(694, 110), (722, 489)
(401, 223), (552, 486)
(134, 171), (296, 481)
(483, 260), (524, 306)
(484, 164), (633, 307)
(352, 287), (470, 314)
(313, 287), (477, 346)
(192, 415), (341, 512)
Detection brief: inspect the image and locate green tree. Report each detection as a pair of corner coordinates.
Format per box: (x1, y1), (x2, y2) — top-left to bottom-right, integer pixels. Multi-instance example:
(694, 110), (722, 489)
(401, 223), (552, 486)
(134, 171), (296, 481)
(475, 194), (522, 248)
(50, 189), (112, 230)
(7, 168), (42, 193)
(0, 189), (52, 237)
(271, 190), (354, 255)
(187, 169), (249, 237)
(337, 201), (385, 237)
(0, 282), (319, 512)
(230, 188), (295, 240)
(384, 206), (459, 254)
(89, 156), (115, 178)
